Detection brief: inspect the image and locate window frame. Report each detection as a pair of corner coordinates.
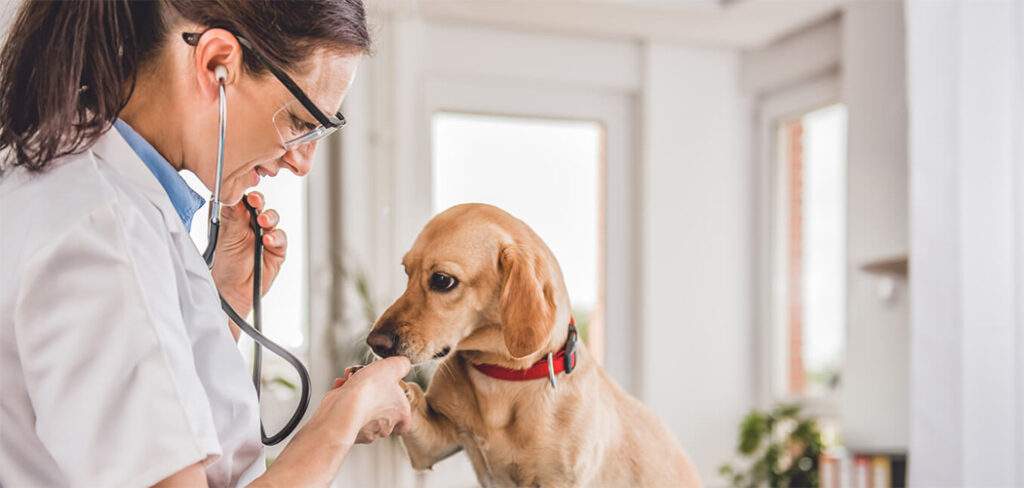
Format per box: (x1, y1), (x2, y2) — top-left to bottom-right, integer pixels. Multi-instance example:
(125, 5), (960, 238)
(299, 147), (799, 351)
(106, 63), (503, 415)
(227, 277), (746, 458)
(429, 110), (607, 352)
(755, 74), (844, 418)
(417, 78), (641, 395)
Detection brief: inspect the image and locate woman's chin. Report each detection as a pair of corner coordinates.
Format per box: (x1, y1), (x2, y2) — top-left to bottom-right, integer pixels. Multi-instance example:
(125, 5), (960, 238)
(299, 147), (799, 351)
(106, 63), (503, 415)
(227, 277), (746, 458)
(219, 186), (246, 206)
(217, 173), (259, 206)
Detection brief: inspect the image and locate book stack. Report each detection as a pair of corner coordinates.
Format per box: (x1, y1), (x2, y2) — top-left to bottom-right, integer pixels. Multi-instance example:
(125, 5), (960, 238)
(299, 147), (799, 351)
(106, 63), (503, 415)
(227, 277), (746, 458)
(819, 447), (906, 488)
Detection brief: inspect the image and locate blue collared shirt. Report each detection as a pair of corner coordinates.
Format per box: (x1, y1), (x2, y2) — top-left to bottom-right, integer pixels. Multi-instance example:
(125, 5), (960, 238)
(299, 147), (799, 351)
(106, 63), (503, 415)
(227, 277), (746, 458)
(114, 119), (206, 230)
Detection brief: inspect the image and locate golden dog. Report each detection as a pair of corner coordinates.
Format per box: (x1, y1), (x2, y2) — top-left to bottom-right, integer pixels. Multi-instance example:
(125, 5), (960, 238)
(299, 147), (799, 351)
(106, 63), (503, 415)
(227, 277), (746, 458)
(367, 204), (701, 487)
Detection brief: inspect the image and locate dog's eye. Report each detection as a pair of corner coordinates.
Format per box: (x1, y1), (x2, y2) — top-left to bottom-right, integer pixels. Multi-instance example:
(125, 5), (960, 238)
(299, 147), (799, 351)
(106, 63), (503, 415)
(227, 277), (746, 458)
(429, 272), (458, 292)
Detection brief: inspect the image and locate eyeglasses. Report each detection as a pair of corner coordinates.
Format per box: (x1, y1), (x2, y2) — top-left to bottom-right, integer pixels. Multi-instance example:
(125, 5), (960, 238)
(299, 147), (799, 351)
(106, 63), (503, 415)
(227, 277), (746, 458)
(182, 31), (347, 149)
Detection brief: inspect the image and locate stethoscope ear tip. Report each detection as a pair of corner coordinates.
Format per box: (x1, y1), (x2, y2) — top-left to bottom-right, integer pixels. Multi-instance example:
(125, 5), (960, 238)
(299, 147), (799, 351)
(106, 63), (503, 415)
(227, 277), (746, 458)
(214, 65), (228, 83)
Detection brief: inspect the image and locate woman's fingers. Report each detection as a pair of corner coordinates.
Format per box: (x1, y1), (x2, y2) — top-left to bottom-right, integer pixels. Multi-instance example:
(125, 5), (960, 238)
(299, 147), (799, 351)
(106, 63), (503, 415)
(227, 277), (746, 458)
(333, 364), (365, 388)
(237, 192), (285, 261)
(393, 418), (411, 436)
(218, 192), (268, 239)
(257, 208), (279, 229)
(245, 191), (265, 212)
(332, 360), (413, 445)
(262, 229), (287, 258)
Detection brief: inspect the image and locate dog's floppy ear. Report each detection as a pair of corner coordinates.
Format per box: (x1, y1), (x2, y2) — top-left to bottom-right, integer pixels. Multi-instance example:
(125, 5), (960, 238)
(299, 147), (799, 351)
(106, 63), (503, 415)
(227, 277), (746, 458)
(498, 244), (556, 359)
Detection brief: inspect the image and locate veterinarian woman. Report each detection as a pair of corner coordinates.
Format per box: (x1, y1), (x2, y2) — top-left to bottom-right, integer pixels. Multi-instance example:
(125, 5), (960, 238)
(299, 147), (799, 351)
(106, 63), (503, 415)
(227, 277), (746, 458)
(0, 1), (410, 486)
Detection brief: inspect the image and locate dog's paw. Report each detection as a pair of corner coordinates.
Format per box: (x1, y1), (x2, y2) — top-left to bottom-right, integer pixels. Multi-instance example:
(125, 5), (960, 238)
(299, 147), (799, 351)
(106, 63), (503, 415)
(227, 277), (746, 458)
(345, 365), (364, 378)
(400, 380), (425, 404)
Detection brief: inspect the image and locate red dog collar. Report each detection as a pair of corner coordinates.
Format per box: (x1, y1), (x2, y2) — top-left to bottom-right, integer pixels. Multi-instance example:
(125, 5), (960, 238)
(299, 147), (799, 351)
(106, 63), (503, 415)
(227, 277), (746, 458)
(472, 318), (578, 386)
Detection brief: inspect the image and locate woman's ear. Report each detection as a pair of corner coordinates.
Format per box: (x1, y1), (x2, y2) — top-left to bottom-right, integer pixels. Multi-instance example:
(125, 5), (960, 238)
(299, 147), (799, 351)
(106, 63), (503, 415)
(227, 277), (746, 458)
(190, 28), (244, 96)
(498, 245), (556, 359)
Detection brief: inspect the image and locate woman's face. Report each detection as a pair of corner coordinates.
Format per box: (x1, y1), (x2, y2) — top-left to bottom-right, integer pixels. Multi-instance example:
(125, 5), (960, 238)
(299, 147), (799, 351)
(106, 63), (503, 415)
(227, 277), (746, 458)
(190, 49), (360, 205)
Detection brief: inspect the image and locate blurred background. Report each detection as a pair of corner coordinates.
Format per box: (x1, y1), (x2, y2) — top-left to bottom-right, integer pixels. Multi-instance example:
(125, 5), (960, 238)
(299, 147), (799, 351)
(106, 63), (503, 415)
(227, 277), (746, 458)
(197, 0), (1023, 486)
(6, 0), (1020, 486)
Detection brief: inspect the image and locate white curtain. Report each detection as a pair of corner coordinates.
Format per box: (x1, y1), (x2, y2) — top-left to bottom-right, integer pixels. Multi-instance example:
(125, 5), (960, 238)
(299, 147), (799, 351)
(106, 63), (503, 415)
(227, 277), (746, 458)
(906, 0), (1024, 486)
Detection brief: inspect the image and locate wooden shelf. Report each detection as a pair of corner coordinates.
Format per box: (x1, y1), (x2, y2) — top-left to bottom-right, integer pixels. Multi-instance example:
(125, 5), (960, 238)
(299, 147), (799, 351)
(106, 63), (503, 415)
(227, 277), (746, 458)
(842, 445), (909, 457)
(860, 256), (908, 277)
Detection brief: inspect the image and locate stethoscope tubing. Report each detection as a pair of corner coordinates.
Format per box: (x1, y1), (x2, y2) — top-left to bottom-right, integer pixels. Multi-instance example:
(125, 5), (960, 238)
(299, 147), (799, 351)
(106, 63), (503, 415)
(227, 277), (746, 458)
(202, 78), (311, 446)
(201, 82), (226, 266)
(217, 202), (311, 445)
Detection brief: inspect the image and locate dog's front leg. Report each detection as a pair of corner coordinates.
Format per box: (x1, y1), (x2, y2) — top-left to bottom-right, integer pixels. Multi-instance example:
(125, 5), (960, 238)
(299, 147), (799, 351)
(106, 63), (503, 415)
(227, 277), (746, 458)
(400, 381), (462, 471)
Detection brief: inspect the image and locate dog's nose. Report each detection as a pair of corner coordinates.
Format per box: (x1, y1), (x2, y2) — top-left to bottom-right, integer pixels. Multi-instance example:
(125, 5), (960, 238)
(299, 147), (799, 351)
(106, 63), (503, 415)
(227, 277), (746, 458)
(367, 330), (398, 357)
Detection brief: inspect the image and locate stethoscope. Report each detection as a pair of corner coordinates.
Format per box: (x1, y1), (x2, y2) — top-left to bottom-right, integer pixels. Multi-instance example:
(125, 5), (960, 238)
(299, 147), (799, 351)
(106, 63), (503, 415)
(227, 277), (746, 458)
(201, 66), (311, 446)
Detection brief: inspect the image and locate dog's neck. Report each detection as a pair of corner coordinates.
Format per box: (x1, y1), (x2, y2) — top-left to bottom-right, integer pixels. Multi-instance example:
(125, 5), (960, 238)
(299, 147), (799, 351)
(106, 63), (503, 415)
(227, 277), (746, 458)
(471, 319), (578, 384)
(450, 341), (593, 444)
(457, 315), (577, 370)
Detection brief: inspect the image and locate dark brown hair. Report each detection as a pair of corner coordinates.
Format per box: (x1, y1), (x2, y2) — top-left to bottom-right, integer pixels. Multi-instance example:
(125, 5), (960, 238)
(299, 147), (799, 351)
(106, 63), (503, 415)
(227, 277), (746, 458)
(0, 0), (370, 174)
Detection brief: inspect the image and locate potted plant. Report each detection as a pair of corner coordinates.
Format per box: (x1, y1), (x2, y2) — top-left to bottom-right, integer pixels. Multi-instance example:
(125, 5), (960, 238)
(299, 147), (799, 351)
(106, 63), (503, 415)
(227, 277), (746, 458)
(719, 404), (824, 488)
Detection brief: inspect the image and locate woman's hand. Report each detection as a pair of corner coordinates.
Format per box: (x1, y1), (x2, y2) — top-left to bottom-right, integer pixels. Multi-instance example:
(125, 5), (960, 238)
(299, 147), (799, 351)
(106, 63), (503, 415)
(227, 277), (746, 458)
(210, 192), (286, 326)
(252, 357), (412, 487)
(328, 358), (413, 444)
(332, 361), (413, 444)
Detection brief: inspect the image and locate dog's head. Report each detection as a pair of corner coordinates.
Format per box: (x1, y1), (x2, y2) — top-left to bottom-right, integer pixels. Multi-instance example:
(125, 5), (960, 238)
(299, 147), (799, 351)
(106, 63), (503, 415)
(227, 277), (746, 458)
(367, 204), (569, 364)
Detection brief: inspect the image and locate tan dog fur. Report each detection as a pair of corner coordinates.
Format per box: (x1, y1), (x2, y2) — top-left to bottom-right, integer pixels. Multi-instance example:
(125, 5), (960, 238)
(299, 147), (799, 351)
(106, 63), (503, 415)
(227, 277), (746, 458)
(368, 204), (701, 487)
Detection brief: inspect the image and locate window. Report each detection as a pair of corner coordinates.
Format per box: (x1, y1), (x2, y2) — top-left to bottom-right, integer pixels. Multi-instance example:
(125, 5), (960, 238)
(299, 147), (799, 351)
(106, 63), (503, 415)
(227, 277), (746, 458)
(431, 112), (605, 360)
(773, 103), (848, 402)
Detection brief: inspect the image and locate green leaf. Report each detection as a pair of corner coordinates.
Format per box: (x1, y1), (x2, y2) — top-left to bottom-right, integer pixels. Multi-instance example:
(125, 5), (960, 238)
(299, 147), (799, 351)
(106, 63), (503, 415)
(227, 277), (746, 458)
(764, 444), (781, 472)
(270, 376), (297, 390)
(739, 411), (769, 455)
(722, 402), (824, 488)
(791, 419), (817, 439)
(773, 403), (801, 419)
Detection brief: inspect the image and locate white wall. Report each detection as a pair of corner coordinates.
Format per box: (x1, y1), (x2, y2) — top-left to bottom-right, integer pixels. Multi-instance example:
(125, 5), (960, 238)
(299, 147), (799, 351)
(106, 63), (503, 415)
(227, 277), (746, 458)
(907, 1), (1024, 484)
(641, 42), (753, 485)
(0, 0), (16, 38)
(741, 17), (840, 96)
(840, 1), (911, 453)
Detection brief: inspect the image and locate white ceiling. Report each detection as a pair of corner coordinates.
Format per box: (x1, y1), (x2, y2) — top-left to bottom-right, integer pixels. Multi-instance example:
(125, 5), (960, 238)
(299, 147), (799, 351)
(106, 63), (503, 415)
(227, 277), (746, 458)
(382, 0), (843, 49)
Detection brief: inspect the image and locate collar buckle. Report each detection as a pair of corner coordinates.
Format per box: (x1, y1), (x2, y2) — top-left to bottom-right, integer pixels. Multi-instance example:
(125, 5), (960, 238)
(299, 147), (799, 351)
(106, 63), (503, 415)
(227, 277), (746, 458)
(563, 321), (579, 375)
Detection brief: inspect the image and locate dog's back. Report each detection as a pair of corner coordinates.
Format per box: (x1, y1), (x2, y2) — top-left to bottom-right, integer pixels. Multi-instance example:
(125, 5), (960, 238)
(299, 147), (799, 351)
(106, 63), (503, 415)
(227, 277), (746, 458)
(596, 368), (701, 486)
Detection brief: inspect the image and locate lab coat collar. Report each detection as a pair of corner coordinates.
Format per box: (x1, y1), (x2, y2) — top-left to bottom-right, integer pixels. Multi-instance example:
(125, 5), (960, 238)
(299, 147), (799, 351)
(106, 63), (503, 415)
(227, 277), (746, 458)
(90, 126), (197, 235)
(113, 119), (206, 231)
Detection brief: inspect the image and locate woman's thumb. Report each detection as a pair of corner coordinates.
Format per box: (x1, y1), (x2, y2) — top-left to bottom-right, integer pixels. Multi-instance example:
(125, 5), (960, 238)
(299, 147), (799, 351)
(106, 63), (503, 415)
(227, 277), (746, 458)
(379, 356), (411, 379)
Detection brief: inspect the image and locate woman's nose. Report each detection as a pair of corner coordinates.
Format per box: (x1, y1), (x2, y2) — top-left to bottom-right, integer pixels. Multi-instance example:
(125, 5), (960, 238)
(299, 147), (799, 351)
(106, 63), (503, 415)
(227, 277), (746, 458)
(283, 141), (318, 176)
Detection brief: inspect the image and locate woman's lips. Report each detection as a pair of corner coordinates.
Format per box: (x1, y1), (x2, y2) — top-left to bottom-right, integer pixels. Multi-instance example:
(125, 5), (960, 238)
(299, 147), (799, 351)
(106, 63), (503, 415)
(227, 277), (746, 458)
(250, 166), (278, 186)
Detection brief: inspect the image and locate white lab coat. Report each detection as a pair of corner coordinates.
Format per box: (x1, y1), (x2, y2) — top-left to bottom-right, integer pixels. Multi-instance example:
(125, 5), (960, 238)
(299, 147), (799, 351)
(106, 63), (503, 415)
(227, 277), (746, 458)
(0, 129), (265, 487)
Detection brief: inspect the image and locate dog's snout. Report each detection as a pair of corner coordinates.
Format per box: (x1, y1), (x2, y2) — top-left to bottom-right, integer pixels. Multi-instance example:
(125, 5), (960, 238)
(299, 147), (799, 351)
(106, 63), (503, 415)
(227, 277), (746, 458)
(367, 330), (398, 357)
